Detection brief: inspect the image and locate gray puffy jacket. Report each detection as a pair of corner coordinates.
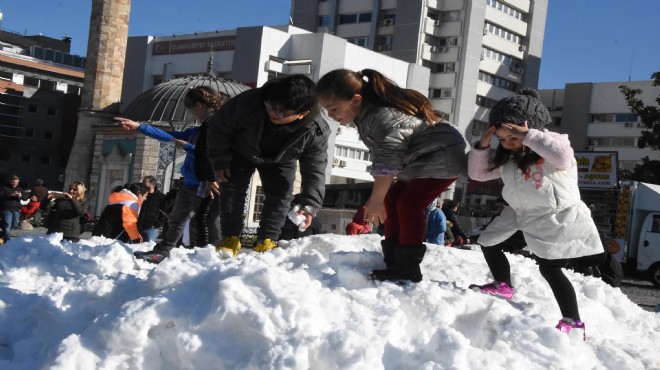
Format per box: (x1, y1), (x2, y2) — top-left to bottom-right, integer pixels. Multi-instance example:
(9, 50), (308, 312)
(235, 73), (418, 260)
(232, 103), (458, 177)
(354, 104), (468, 181)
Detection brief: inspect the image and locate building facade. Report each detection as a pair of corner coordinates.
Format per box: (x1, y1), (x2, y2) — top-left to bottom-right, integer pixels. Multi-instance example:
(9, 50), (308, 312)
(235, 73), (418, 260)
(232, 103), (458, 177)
(539, 80), (660, 171)
(0, 29), (85, 188)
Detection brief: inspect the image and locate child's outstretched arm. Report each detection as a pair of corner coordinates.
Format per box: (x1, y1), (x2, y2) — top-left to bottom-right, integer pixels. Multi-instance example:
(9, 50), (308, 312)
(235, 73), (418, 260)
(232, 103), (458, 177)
(468, 125), (501, 182)
(523, 129), (574, 170)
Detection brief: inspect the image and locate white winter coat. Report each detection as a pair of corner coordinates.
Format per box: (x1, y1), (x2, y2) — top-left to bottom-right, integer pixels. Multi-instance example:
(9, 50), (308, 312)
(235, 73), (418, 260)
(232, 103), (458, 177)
(468, 129), (603, 259)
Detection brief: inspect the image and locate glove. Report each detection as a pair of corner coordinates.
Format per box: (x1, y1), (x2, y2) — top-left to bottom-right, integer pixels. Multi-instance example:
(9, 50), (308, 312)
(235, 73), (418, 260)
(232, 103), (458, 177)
(288, 205), (307, 232)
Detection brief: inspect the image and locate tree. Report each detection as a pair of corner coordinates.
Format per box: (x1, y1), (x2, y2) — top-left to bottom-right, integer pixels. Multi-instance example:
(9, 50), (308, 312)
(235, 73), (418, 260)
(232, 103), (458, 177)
(618, 72), (660, 184)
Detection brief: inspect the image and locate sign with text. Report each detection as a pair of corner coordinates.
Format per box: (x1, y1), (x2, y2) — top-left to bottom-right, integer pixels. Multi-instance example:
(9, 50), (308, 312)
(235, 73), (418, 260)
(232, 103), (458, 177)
(152, 36), (236, 55)
(575, 151), (618, 189)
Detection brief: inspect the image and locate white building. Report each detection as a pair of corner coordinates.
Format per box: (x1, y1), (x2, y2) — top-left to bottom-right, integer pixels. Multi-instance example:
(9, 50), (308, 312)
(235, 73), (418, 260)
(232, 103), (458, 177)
(121, 25), (429, 229)
(539, 80), (660, 171)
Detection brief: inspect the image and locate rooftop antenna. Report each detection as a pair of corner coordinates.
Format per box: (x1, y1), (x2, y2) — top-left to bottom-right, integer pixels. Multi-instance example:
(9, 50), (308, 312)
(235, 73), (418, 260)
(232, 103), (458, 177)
(628, 50), (634, 82)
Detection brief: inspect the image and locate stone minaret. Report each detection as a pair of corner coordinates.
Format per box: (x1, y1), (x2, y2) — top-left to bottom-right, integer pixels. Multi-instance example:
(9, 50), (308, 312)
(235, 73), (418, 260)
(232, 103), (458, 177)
(65, 0), (131, 186)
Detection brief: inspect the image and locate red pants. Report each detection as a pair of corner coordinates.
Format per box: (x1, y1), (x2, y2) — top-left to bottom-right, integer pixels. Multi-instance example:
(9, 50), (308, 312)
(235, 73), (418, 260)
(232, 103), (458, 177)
(384, 178), (457, 245)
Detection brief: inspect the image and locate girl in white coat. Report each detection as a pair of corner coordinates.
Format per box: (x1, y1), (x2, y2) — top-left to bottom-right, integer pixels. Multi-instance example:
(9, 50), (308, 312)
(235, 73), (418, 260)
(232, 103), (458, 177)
(468, 88), (603, 336)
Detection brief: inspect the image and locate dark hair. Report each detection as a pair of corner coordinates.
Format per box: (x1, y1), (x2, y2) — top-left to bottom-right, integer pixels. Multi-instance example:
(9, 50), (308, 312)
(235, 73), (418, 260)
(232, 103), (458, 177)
(128, 182), (148, 196)
(261, 74), (317, 114)
(488, 145), (542, 173)
(442, 200), (457, 211)
(316, 69), (439, 126)
(142, 175), (157, 187)
(112, 185), (125, 193)
(183, 86), (227, 111)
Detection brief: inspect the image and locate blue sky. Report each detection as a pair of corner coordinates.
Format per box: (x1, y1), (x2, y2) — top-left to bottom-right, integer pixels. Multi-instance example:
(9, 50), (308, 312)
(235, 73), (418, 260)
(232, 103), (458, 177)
(0, 0), (658, 89)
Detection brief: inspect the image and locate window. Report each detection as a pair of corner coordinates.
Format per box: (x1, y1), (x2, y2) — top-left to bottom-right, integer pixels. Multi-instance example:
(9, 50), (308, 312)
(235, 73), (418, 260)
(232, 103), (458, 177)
(41, 156), (50, 165)
(482, 47), (521, 67)
(484, 22), (521, 45)
(28, 104), (38, 113)
(0, 71), (12, 80)
(486, 0), (524, 20)
(339, 12), (371, 24)
(22, 154), (31, 162)
(24, 76), (39, 87)
(476, 95), (498, 108)
(47, 107), (56, 116)
(44, 131), (53, 140)
(67, 85), (81, 95)
(24, 128), (34, 137)
(252, 186), (265, 222)
(615, 114), (638, 123)
(41, 80), (56, 91)
(423, 62), (455, 73)
(589, 137), (637, 147)
(153, 75), (163, 86)
(347, 37), (368, 47)
(430, 89), (453, 98)
(478, 71), (516, 91)
(320, 15), (332, 27)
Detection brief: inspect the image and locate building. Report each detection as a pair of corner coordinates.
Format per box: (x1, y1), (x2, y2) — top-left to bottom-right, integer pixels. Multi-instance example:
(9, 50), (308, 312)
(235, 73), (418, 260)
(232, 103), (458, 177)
(0, 28), (85, 188)
(291, 0), (547, 142)
(539, 80), (660, 172)
(120, 25), (429, 229)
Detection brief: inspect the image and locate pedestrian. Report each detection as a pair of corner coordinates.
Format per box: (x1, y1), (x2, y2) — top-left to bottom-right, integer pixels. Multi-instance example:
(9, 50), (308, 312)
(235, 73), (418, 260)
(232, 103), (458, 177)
(467, 88), (603, 336)
(206, 74), (330, 256)
(137, 176), (166, 242)
(119, 86), (226, 263)
(20, 195), (41, 221)
(45, 182), (89, 242)
(92, 183), (148, 243)
(345, 205), (371, 235)
(425, 199), (447, 245)
(316, 68), (468, 282)
(0, 174), (27, 243)
(441, 200), (470, 245)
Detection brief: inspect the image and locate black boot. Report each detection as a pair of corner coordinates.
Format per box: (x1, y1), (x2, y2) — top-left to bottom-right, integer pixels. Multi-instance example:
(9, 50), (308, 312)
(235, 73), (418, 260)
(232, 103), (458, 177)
(370, 244), (427, 283)
(370, 239), (398, 276)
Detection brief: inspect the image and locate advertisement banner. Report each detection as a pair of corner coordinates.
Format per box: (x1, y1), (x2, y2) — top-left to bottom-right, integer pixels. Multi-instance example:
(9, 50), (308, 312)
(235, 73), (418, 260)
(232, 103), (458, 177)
(575, 151), (618, 188)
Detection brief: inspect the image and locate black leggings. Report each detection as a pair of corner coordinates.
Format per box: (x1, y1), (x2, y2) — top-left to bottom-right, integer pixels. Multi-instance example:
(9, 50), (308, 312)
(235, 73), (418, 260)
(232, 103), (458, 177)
(482, 246), (580, 320)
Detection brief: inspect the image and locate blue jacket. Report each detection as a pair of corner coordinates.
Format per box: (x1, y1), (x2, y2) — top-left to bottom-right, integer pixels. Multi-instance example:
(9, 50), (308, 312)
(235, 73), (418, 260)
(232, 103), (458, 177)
(426, 208), (447, 245)
(138, 124), (200, 188)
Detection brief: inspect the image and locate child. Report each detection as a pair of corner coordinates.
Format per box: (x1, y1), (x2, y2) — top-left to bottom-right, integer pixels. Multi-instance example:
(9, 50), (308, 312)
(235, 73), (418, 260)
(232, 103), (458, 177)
(206, 75), (330, 256)
(345, 205), (371, 235)
(20, 195), (41, 220)
(467, 88), (603, 335)
(316, 69), (468, 282)
(124, 86), (228, 264)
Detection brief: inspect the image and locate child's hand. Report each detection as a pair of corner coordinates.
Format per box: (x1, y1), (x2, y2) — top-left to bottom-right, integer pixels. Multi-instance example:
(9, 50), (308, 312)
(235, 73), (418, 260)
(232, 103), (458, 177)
(479, 125), (497, 148)
(172, 138), (188, 148)
(500, 121), (529, 139)
(365, 199), (387, 225)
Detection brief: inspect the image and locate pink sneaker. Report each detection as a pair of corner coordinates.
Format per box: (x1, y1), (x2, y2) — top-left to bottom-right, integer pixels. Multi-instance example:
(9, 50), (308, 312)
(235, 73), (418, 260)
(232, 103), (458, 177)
(555, 318), (586, 340)
(470, 281), (514, 300)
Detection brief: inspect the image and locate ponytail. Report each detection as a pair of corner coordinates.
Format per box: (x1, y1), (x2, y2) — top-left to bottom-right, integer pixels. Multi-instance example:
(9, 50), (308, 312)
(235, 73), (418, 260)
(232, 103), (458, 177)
(317, 69), (439, 125)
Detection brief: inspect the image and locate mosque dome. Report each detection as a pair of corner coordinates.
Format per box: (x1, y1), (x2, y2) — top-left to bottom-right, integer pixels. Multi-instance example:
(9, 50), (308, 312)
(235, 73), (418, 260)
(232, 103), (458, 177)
(121, 74), (251, 128)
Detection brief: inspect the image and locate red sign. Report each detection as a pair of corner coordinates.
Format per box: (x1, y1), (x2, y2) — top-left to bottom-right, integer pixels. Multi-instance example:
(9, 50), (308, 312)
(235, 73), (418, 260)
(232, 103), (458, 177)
(152, 36), (236, 55)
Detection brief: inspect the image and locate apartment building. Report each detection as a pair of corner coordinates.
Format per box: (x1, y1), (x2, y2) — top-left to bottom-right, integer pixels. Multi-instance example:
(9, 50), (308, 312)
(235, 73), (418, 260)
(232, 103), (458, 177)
(0, 28), (84, 188)
(540, 80), (660, 172)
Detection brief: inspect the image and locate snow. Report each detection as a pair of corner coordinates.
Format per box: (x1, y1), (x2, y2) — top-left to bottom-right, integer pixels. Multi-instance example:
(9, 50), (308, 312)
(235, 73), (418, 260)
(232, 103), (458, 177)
(0, 233), (658, 370)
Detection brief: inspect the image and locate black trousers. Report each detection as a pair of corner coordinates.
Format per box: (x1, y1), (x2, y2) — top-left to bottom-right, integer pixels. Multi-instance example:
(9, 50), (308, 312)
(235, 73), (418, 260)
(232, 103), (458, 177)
(482, 240), (580, 320)
(220, 154), (296, 241)
(195, 194), (221, 246)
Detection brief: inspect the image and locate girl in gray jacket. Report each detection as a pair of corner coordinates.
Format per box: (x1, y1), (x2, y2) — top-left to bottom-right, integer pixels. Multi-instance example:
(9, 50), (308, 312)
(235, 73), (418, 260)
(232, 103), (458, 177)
(317, 69), (468, 282)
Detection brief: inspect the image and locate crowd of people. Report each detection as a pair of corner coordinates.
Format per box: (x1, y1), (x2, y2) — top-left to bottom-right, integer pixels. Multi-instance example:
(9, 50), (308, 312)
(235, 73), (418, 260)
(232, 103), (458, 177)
(1, 69), (616, 336)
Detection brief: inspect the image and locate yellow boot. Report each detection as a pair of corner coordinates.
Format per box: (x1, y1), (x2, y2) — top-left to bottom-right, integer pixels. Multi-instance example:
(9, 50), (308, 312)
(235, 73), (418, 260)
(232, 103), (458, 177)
(254, 238), (278, 253)
(216, 236), (241, 257)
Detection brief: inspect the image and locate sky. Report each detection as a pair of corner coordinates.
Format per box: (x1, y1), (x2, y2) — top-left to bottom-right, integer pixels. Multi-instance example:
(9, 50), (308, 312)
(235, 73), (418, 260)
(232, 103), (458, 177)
(0, 0), (658, 89)
(0, 232), (658, 369)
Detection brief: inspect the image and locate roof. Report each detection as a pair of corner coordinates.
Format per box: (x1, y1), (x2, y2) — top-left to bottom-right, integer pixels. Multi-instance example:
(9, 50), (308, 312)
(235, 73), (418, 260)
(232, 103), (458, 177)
(121, 74), (251, 128)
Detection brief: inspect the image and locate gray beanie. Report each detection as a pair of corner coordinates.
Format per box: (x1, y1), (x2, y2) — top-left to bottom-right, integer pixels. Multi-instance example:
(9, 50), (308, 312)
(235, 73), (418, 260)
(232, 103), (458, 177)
(489, 88), (551, 130)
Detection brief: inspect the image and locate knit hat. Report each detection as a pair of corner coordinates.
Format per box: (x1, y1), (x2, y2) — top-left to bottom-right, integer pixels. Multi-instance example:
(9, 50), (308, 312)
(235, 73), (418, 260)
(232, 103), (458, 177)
(489, 88), (551, 130)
